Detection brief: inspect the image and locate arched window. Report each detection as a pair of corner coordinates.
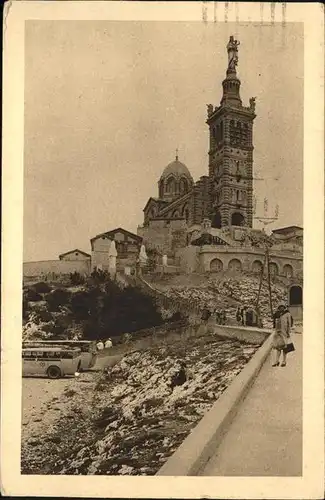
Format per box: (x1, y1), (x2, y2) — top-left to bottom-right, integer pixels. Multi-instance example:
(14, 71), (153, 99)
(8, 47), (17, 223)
(211, 211), (222, 229)
(220, 121), (223, 140)
(150, 207), (156, 218)
(228, 259), (242, 273)
(289, 285), (302, 306)
(269, 262), (279, 276)
(210, 258), (223, 273)
(159, 180), (164, 198)
(252, 260), (263, 274)
(179, 178), (188, 194)
(283, 264), (294, 278)
(231, 212), (245, 226)
(166, 176), (176, 193)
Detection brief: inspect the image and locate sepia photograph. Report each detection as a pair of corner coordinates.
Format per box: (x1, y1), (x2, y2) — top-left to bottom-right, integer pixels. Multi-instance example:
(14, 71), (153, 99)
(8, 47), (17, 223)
(1, 2), (324, 499)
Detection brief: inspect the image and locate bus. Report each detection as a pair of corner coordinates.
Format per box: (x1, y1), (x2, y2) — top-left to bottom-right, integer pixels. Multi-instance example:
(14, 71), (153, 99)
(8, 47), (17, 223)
(22, 347), (82, 379)
(22, 340), (97, 371)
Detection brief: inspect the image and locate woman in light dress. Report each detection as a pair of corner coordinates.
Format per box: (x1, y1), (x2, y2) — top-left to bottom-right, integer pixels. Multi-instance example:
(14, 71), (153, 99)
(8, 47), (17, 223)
(272, 304), (293, 367)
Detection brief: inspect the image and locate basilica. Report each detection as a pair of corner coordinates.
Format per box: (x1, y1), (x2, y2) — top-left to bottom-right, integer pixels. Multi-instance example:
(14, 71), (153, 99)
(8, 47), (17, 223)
(137, 36), (303, 282)
(140, 36), (255, 235)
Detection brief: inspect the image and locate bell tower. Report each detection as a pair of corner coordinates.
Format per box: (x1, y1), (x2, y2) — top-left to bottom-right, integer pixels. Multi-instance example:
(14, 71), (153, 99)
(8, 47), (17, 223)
(206, 36), (256, 228)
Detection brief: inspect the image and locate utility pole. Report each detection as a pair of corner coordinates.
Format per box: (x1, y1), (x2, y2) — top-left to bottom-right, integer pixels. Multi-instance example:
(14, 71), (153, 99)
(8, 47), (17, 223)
(253, 197), (279, 321)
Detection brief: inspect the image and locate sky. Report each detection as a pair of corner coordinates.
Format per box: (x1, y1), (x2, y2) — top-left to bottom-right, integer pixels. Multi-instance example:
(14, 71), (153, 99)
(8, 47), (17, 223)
(24, 21), (303, 261)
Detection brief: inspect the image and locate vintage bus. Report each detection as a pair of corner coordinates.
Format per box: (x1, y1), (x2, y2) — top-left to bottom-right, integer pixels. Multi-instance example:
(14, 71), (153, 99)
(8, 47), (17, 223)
(22, 340), (97, 371)
(22, 347), (82, 379)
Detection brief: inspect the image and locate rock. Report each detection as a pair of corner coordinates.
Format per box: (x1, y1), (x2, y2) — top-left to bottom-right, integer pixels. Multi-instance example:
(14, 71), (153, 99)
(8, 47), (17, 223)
(28, 438), (41, 446)
(47, 436), (61, 444)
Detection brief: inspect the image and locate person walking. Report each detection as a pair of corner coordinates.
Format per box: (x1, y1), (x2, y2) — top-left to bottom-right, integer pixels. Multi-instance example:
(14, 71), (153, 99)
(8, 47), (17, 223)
(236, 307), (242, 325)
(272, 304), (293, 367)
(201, 305), (211, 322)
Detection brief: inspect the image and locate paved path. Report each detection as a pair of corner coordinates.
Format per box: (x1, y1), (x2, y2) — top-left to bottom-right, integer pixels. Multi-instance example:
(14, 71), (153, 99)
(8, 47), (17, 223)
(201, 331), (302, 476)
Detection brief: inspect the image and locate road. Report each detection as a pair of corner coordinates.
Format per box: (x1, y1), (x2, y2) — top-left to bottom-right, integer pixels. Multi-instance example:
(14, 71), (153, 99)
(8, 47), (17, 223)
(200, 329), (302, 476)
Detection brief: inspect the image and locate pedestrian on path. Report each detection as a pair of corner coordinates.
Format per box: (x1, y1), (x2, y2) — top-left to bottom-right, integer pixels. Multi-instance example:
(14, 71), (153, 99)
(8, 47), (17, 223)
(272, 304), (293, 367)
(96, 340), (104, 351)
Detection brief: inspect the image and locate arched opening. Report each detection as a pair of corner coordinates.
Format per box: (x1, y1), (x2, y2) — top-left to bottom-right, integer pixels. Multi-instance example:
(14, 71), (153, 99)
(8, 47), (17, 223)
(158, 181), (164, 198)
(231, 212), (245, 226)
(252, 260), (263, 274)
(289, 286), (302, 306)
(283, 264), (294, 278)
(228, 259), (242, 273)
(150, 207), (156, 218)
(210, 258), (223, 273)
(166, 176), (176, 194)
(211, 211), (222, 229)
(269, 262), (279, 276)
(179, 178), (188, 194)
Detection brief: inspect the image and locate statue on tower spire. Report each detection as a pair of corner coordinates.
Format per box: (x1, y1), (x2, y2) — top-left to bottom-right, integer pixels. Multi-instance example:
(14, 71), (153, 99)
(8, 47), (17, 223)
(227, 36), (240, 71)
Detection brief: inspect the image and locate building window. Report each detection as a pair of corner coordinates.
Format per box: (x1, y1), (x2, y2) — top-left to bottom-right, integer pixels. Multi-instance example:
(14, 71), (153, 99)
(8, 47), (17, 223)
(179, 178), (188, 194)
(166, 176), (176, 193)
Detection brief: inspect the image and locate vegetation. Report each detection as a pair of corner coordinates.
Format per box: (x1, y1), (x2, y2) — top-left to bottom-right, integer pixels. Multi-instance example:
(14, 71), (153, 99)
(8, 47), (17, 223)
(23, 273), (179, 342)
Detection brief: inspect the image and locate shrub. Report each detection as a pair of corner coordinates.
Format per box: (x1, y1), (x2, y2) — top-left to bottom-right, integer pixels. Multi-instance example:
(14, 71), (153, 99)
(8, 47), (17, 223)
(69, 272), (85, 286)
(32, 281), (51, 294)
(70, 291), (91, 320)
(25, 288), (43, 302)
(90, 268), (111, 284)
(45, 288), (71, 311)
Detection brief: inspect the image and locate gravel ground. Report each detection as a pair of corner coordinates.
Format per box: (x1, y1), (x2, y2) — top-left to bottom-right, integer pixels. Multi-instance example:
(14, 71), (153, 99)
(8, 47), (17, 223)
(21, 373), (95, 474)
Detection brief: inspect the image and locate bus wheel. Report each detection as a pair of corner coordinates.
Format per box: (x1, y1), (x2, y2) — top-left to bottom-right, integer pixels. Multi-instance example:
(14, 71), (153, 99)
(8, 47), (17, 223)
(47, 365), (62, 379)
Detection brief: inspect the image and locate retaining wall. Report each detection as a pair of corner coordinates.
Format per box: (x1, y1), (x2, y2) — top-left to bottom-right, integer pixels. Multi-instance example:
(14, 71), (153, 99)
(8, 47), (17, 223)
(100, 322), (271, 360)
(23, 259), (91, 277)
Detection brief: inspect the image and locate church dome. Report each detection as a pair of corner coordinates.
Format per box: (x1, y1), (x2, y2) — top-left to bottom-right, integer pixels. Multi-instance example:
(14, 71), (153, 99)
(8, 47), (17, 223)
(160, 156), (193, 182)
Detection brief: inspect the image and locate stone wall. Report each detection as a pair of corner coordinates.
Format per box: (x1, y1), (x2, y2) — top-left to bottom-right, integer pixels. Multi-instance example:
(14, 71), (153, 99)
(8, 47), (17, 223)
(199, 245), (302, 278)
(103, 322), (270, 359)
(176, 246), (201, 273)
(23, 259), (90, 277)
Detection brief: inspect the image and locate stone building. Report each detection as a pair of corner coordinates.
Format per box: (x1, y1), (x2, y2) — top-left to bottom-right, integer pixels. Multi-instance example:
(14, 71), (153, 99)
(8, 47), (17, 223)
(59, 249), (91, 262)
(90, 227), (142, 272)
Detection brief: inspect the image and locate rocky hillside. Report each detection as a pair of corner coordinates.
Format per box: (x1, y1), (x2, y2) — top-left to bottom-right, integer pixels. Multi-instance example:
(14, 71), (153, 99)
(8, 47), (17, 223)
(21, 332), (259, 475)
(148, 272), (287, 328)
